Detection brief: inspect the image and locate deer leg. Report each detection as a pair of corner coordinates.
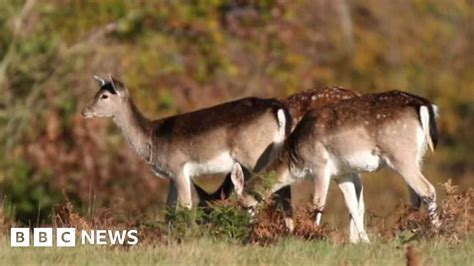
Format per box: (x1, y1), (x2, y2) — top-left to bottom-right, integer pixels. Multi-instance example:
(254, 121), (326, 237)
(173, 167), (196, 227)
(348, 173), (365, 243)
(211, 173), (235, 200)
(336, 177), (370, 243)
(166, 180), (178, 208)
(195, 173), (236, 209)
(176, 167), (193, 209)
(392, 160), (440, 227)
(312, 166), (331, 226)
(408, 185), (422, 210)
(273, 186), (294, 232)
(165, 180), (179, 223)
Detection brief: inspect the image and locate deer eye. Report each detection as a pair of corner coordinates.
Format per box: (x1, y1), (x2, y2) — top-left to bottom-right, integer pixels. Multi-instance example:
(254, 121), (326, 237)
(101, 94), (109, 99)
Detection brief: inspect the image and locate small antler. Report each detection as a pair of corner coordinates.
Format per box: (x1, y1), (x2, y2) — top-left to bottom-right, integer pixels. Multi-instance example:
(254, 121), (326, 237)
(93, 75), (106, 86)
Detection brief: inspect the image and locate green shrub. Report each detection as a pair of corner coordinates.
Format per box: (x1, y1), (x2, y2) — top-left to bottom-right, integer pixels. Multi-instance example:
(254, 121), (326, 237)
(1, 159), (62, 225)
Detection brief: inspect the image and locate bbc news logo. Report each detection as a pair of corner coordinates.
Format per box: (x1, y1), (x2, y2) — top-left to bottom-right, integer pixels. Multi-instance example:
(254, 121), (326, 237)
(10, 228), (138, 247)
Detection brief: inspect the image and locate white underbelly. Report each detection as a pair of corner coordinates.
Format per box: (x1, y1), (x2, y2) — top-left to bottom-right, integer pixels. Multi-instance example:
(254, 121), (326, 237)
(185, 152), (235, 178)
(332, 150), (382, 175)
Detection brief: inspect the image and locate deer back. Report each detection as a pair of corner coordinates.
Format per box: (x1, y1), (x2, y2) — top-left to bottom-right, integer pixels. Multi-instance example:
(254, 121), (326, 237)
(282, 87), (360, 128)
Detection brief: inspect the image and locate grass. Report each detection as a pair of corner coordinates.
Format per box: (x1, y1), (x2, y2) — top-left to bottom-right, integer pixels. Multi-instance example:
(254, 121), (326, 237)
(0, 235), (473, 265)
(0, 181), (471, 265)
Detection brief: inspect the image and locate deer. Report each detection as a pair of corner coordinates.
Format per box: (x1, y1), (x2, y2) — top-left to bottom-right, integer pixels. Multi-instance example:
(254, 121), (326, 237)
(229, 90), (440, 243)
(194, 87), (364, 237)
(81, 74), (292, 214)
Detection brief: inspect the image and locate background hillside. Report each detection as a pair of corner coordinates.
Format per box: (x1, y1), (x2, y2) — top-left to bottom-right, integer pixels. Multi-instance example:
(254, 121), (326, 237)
(0, 0), (472, 226)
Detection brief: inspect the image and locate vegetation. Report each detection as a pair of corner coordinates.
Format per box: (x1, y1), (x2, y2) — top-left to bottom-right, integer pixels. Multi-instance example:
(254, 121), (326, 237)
(1, 180), (471, 265)
(0, 0), (472, 264)
(0, 236), (473, 265)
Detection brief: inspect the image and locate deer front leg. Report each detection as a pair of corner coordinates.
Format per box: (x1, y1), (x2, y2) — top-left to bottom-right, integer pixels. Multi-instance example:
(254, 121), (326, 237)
(312, 167), (331, 226)
(273, 186), (294, 232)
(175, 166), (193, 209)
(337, 176), (370, 244)
(408, 185), (422, 210)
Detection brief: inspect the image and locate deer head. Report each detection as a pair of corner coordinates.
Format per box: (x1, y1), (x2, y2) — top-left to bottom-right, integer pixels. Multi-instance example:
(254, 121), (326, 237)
(230, 163), (259, 215)
(81, 74), (130, 118)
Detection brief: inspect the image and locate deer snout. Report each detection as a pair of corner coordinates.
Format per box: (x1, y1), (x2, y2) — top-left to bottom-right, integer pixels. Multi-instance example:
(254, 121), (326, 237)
(81, 106), (93, 118)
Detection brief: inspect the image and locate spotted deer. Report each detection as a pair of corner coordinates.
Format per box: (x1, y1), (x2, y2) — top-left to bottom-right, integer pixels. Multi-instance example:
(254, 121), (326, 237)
(195, 87), (363, 235)
(81, 75), (291, 211)
(230, 90), (440, 243)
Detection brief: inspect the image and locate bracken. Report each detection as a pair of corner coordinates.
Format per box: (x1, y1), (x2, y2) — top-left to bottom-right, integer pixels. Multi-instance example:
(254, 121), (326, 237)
(394, 180), (474, 243)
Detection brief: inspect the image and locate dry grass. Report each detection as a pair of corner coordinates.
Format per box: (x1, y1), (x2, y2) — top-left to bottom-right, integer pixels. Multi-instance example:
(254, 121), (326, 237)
(249, 180), (474, 247)
(249, 201), (330, 246)
(0, 181), (473, 265)
(293, 204), (331, 241)
(0, 207), (14, 234)
(248, 201), (289, 245)
(51, 197), (169, 246)
(27, 180), (472, 248)
(392, 180), (474, 243)
(0, 180), (472, 266)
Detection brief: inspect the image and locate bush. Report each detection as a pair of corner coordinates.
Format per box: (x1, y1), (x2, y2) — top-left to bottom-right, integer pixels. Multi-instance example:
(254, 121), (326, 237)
(1, 159), (62, 225)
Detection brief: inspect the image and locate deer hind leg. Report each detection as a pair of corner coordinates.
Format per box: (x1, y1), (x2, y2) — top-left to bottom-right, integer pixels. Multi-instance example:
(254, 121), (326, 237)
(391, 158), (440, 227)
(273, 186), (294, 232)
(348, 173), (366, 243)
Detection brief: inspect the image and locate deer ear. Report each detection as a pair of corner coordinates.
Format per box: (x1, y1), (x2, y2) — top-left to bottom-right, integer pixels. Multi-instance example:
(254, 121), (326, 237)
(231, 163), (245, 196)
(93, 75), (106, 86)
(108, 74), (129, 98)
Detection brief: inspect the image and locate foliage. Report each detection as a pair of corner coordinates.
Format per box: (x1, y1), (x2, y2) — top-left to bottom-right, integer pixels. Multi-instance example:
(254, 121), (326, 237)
(0, 180), (472, 265)
(393, 179), (474, 243)
(202, 200), (252, 241)
(245, 170), (279, 199)
(0, 0), (472, 224)
(0, 158), (61, 224)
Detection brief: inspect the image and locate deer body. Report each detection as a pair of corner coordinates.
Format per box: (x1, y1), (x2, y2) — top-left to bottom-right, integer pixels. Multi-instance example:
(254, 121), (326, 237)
(231, 90), (439, 243)
(273, 87), (364, 234)
(82, 75), (291, 209)
(195, 87), (363, 234)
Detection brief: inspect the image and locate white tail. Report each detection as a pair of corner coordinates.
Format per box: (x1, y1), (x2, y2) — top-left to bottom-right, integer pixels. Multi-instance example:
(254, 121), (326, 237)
(419, 106), (434, 152)
(274, 109), (287, 143)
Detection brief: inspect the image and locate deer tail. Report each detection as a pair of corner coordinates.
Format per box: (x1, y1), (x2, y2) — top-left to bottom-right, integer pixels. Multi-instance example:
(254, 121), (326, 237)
(419, 105), (439, 152)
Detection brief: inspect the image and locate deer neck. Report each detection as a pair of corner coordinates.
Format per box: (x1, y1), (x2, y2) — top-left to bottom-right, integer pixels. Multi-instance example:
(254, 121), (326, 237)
(248, 151), (291, 200)
(113, 99), (153, 161)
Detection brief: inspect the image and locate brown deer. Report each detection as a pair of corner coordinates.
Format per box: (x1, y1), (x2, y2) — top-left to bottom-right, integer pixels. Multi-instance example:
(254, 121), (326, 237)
(195, 87), (363, 236)
(230, 90), (440, 243)
(81, 74), (291, 211)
